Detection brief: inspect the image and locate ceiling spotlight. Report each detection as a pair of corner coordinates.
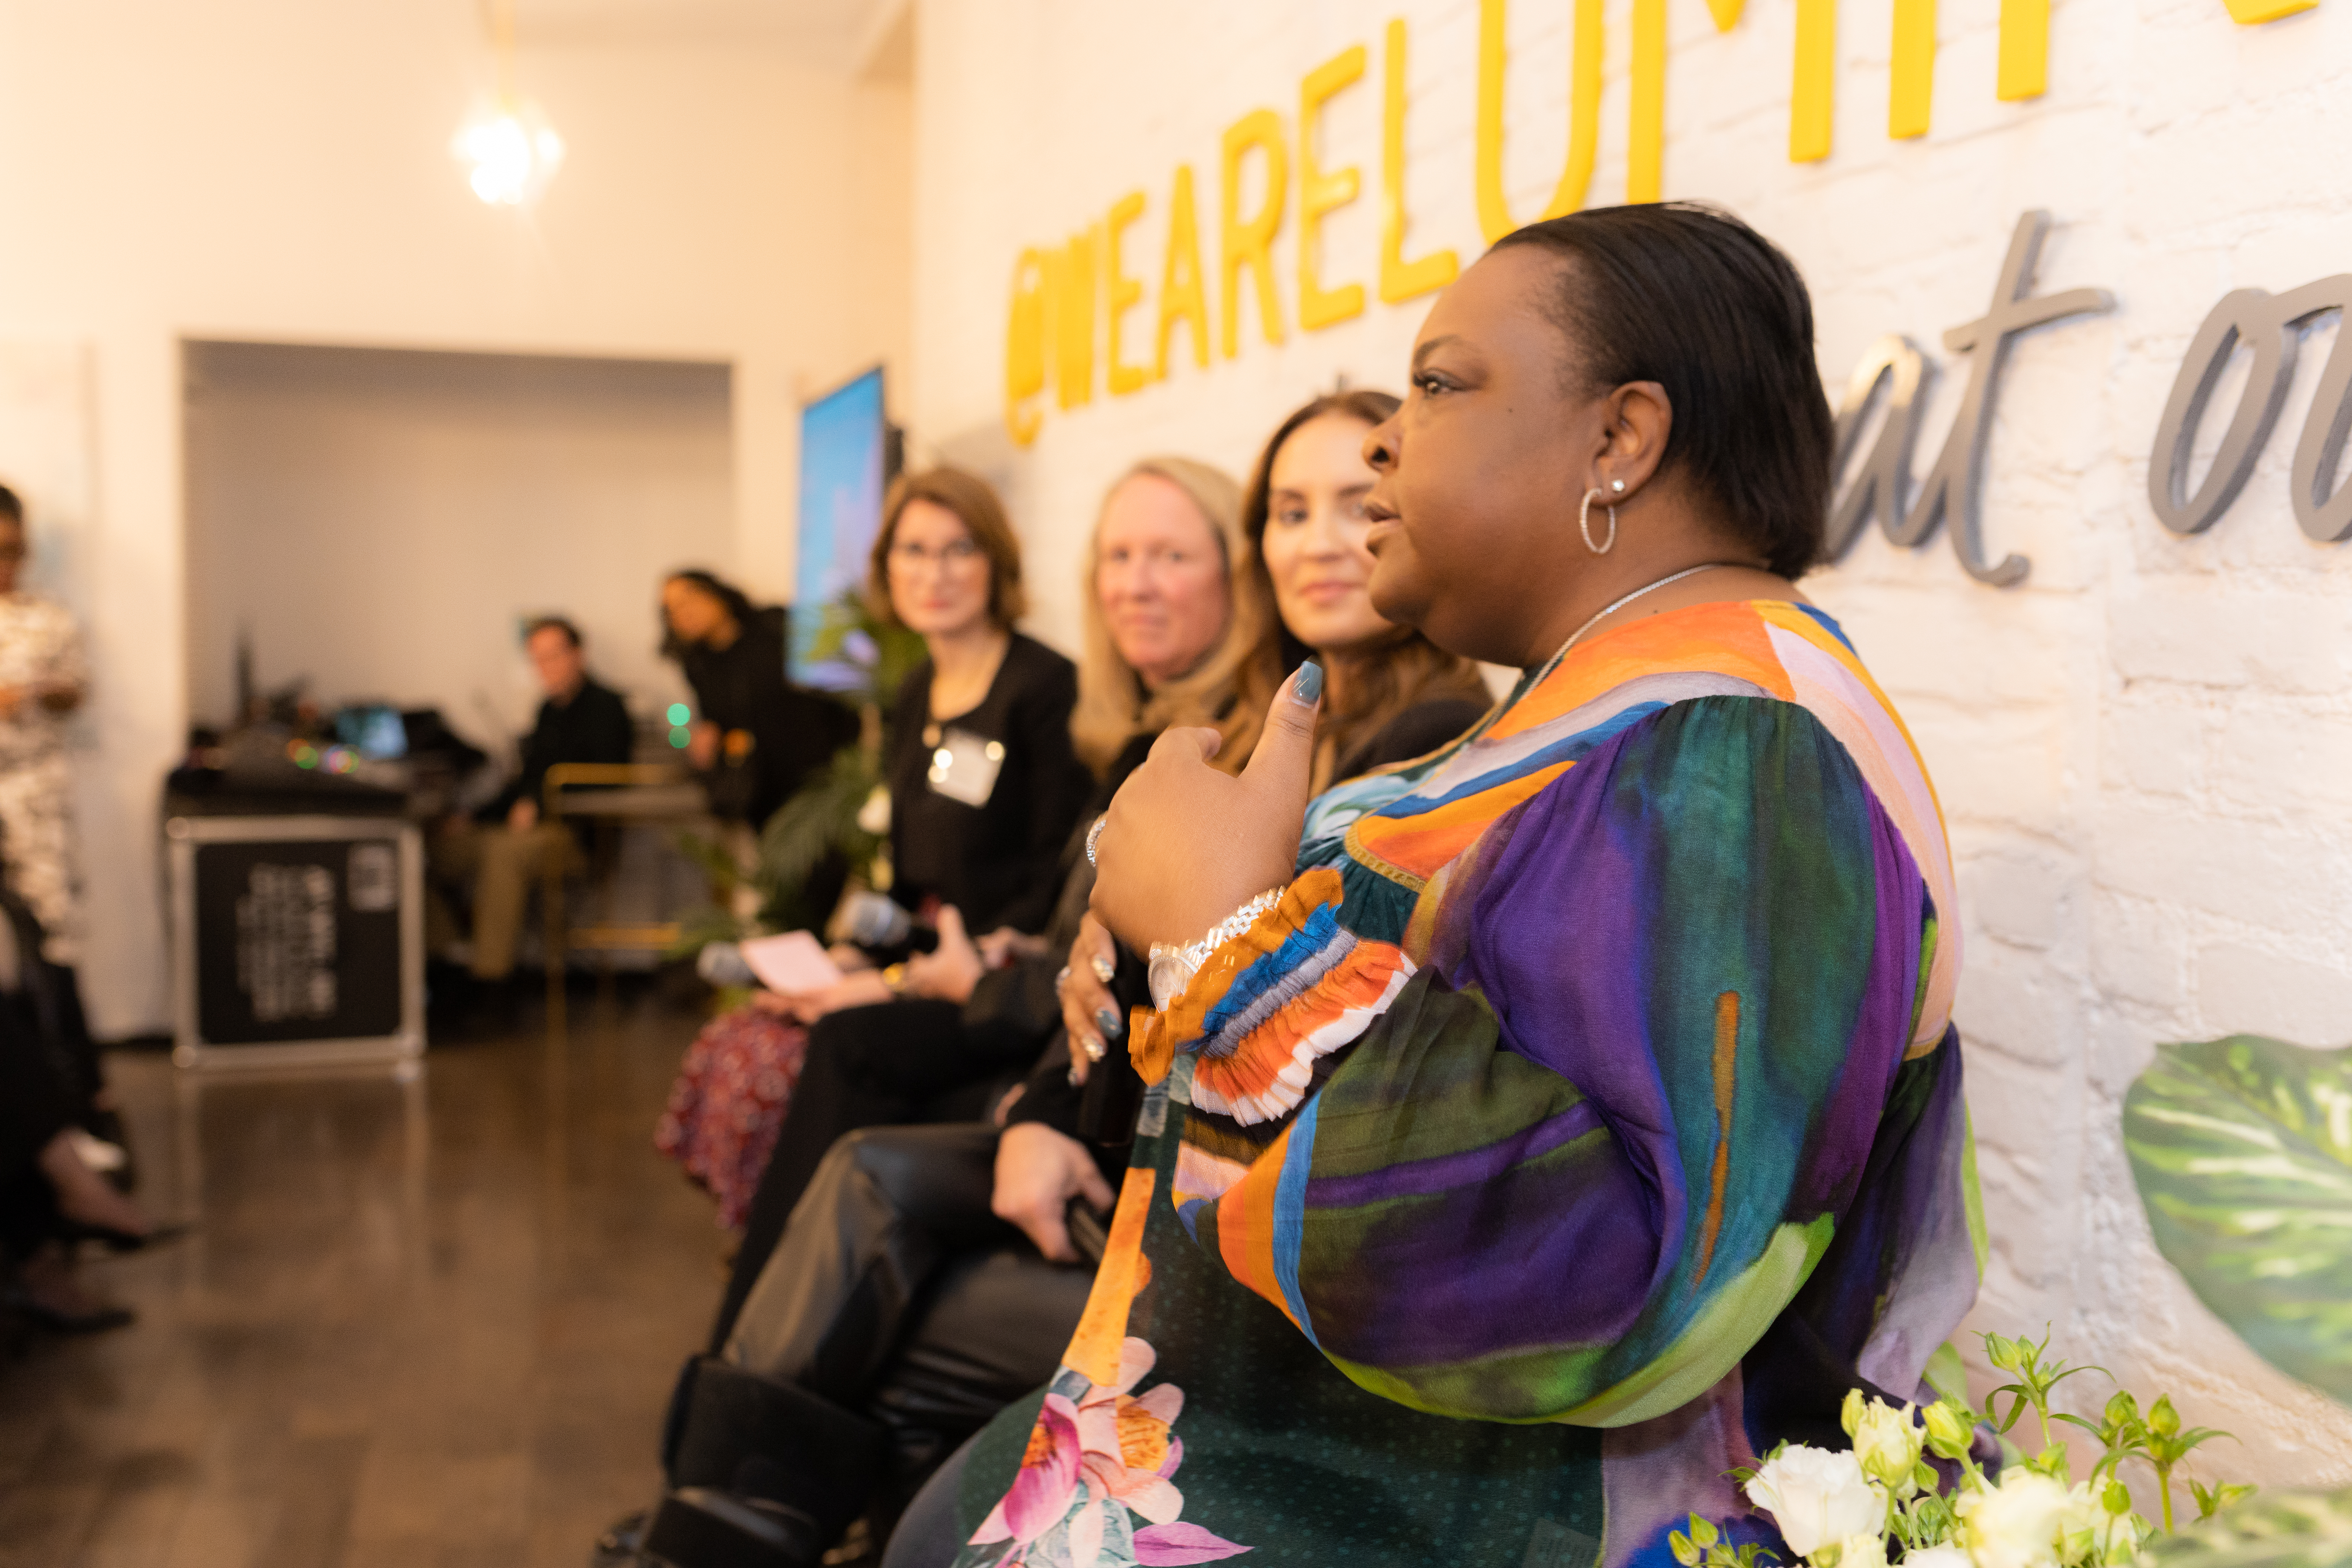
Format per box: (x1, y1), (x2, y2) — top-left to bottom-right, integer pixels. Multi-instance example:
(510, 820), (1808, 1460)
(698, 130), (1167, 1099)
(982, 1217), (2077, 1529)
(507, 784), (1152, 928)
(453, 100), (565, 207)
(455, 0), (561, 208)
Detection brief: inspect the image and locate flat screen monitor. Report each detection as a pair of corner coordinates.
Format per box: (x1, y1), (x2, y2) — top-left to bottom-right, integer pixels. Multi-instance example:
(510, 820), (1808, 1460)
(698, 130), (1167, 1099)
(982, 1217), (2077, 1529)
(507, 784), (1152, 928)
(334, 704), (408, 760)
(793, 366), (888, 689)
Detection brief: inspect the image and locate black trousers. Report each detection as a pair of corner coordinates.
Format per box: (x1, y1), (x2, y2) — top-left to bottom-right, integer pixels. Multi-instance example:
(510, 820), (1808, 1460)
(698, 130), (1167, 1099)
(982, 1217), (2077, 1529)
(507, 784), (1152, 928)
(0, 994), (81, 1256)
(707, 1000), (1040, 1350)
(678, 1122), (1093, 1550)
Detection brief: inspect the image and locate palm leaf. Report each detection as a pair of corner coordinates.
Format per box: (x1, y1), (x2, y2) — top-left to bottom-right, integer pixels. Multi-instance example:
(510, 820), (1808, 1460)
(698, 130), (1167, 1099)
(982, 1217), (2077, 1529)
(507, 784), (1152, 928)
(2124, 1036), (2352, 1401)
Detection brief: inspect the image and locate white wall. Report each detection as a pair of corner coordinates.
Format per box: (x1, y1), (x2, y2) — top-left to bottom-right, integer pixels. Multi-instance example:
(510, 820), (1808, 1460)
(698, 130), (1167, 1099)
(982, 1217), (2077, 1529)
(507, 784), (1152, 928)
(909, 0), (2352, 1492)
(0, 0), (911, 1035)
(184, 342), (727, 749)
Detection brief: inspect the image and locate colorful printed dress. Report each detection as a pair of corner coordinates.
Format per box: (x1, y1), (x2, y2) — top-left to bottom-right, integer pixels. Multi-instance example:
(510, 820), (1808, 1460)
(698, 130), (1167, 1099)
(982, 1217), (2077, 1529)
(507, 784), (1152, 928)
(949, 601), (1982, 1568)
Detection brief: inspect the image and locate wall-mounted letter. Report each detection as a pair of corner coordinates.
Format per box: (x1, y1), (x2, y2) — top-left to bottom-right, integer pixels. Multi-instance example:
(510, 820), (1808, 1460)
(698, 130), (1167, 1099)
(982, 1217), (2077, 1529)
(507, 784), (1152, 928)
(1048, 227), (1098, 410)
(1105, 191), (1151, 395)
(2222, 0), (2316, 22)
(1997, 0), (2047, 99)
(1222, 109), (1288, 357)
(1825, 335), (1935, 558)
(1158, 165), (1211, 378)
(2149, 277), (2352, 540)
(1790, 0), (1836, 161)
(1475, 0), (1603, 242)
(1629, 0), (1666, 199)
(1004, 248), (1048, 447)
(1905, 211), (2112, 584)
(1298, 46), (1366, 332)
(1825, 213), (2111, 585)
(1380, 20), (1458, 304)
(1891, 0), (1935, 138)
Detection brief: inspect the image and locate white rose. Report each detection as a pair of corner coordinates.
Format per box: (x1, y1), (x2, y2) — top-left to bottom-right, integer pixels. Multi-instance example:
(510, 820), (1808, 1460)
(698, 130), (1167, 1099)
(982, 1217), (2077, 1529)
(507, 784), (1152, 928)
(1832, 1535), (1890, 1568)
(1744, 1445), (1887, 1559)
(1962, 1470), (2070, 1568)
(1907, 1547), (1974, 1568)
(1846, 1397), (1925, 1493)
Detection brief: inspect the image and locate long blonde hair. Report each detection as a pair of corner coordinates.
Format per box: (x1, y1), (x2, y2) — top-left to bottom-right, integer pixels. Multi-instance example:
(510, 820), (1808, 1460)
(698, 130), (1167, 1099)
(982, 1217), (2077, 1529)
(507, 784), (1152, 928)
(1071, 457), (1280, 777)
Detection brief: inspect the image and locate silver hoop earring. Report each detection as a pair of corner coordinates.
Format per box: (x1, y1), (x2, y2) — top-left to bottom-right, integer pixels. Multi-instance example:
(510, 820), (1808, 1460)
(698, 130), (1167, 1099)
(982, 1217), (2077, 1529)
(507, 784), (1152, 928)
(1579, 487), (1618, 554)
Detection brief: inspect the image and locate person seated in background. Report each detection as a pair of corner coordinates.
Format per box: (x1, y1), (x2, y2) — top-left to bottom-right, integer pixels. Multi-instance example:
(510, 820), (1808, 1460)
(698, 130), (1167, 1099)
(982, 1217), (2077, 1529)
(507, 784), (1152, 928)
(659, 569), (858, 836)
(428, 616), (632, 996)
(655, 469), (1088, 1243)
(629, 397), (1494, 1568)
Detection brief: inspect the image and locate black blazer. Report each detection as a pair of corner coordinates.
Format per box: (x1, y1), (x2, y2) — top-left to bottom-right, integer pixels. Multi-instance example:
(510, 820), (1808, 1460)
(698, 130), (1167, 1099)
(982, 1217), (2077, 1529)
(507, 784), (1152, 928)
(884, 632), (1089, 935)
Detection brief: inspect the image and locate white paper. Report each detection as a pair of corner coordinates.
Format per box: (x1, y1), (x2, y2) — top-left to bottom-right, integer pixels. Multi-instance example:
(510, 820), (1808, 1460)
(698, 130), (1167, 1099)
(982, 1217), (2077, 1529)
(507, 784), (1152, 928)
(738, 930), (845, 994)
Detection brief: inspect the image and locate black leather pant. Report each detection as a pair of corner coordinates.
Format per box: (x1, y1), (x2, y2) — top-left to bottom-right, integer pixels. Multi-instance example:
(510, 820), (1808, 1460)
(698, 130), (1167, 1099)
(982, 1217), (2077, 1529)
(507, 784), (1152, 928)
(707, 1002), (1037, 1352)
(666, 1123), (1093, 1553)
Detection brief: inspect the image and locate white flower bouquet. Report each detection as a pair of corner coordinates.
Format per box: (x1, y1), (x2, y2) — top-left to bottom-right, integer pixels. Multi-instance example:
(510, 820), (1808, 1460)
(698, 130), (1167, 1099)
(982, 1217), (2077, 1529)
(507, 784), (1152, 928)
(1673, 1329), (2252, 1568)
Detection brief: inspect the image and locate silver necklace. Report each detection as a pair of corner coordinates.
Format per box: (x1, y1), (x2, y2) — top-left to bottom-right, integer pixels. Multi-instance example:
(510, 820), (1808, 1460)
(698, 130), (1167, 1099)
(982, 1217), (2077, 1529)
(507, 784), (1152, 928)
(1529, 562), (1738, 686)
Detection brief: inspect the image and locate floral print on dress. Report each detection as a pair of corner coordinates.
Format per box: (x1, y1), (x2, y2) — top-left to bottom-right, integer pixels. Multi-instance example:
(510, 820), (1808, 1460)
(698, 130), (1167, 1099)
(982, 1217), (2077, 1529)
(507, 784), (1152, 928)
(958, 1337), (1249, 1567)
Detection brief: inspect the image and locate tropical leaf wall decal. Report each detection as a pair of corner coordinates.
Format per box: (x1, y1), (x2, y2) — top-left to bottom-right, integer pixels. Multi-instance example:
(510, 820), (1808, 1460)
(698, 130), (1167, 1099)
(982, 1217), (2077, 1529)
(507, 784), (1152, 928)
(2144, 1481), (2352, 1568)
(2124, 1035), (2352, 1404)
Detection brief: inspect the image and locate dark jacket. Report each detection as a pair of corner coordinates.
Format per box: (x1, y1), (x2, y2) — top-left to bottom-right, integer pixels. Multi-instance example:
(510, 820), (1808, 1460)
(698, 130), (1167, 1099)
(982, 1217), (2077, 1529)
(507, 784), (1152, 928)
(884, 633), (1090, 936)
(676, 606), (859, 827)
(480, 675), (635, 823)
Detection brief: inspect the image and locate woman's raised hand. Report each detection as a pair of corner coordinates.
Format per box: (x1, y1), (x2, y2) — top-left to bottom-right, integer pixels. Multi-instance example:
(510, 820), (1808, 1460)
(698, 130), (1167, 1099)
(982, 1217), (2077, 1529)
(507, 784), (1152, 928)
(1088, 664), (1322, 953)
(1059, 913), (1120, 1084)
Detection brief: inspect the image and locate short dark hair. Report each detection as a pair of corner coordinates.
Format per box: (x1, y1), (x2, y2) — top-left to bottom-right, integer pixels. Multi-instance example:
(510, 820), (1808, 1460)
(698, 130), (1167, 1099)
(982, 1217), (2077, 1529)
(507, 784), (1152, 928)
(0, 485), (22, 526)
(1493, 202), (1833, 579)
(524, 615), (582, 648)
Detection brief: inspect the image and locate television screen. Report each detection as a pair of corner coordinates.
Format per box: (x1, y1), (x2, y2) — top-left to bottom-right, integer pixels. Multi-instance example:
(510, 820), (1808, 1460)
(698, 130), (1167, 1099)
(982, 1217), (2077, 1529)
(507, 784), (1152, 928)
(792, 366), (888, 689)
(334, 704), (408, 760)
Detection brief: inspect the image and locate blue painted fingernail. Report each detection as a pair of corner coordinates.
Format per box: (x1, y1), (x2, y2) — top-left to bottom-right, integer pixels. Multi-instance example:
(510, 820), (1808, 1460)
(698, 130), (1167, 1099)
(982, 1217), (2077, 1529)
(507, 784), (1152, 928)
(1096, 1006), (1124, 1039)
(1293, 661), (1324, 704)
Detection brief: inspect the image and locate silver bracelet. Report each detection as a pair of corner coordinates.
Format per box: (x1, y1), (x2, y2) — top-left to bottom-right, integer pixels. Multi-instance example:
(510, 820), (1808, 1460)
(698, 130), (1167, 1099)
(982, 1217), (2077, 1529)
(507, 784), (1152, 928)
(1148, 888), (1284, 1011)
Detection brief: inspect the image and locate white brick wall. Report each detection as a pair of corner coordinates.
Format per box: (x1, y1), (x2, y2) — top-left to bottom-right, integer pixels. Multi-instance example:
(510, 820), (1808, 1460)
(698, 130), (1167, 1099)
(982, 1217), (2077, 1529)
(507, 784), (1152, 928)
(908, 0), (2352, 1488)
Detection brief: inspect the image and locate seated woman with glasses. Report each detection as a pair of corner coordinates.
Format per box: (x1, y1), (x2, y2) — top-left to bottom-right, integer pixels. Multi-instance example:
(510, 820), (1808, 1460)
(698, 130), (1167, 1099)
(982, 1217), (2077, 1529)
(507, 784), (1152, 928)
(660, 470), (1090, 1231)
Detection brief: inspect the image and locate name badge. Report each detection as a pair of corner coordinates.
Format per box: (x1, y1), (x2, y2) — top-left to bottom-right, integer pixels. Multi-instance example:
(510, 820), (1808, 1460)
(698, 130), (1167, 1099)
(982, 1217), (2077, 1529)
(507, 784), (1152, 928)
(926, 726), (1004, 807)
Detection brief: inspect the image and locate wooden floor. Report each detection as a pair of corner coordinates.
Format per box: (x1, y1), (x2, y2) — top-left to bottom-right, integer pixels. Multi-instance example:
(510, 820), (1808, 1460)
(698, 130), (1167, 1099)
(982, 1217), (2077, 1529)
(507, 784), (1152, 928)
(0, 996), (723, 1568)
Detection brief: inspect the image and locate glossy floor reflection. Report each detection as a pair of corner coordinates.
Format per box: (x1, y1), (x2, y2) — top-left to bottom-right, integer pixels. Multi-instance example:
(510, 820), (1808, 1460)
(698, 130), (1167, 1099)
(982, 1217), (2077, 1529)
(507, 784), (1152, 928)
(0, 996), (720, 1568)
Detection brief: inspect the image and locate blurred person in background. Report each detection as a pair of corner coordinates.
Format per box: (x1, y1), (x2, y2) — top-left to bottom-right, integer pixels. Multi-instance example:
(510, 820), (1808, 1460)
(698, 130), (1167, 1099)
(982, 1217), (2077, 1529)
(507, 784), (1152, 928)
(0, 482), (178, 1332)
(0, 485), (91, 1041)
(427, 616), (633, 1001)
(659, 569), (857, 830)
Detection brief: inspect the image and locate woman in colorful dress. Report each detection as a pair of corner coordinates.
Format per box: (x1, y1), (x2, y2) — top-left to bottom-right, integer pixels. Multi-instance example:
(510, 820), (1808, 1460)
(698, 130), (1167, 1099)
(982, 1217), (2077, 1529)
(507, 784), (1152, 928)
(888, 204), (1978, 1568)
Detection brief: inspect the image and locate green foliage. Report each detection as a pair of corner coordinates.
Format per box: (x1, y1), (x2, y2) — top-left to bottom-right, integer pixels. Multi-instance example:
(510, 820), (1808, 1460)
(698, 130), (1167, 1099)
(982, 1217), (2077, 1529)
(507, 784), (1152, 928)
(806, 588), (929, 716)
(1670, 1513), (1778, 1568)
(751, 745), (884, 931)
(664, 586), (922, 954)
(1985, 1325), (2110, 1455)
(2144, 1485), (2352, 1568)
(2124, 1035), (2352, 1405)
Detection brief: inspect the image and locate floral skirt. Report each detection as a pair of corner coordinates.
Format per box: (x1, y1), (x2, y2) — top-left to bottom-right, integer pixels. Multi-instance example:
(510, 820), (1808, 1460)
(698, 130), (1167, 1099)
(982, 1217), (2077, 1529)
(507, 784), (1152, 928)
(655, 1004), (810, 1229)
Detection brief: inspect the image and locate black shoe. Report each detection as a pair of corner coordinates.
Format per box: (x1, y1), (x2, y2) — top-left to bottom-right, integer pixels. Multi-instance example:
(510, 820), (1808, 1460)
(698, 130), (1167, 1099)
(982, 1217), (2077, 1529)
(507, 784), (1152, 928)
(2, 1288), (137, 1334)
(641, 1488), (822, 1568)
(60, 1219), (192, 1256)
(591, 1508), (652, 1567)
